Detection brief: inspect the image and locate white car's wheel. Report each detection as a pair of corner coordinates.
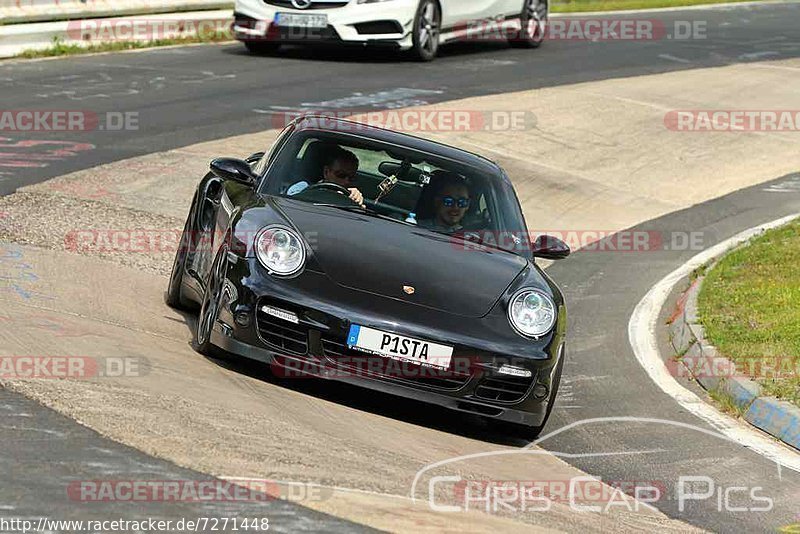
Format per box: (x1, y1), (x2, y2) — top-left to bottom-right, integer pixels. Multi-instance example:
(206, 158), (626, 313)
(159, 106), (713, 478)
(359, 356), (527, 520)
(510, 0), (547, 48)
(411, 0), (441, 61)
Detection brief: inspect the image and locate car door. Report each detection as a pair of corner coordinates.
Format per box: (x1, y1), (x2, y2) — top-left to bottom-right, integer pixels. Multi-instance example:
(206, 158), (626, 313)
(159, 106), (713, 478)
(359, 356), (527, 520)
(504, 0), (526, 18)
(439, 0), (490, 29)
(483, 0), (525, 19)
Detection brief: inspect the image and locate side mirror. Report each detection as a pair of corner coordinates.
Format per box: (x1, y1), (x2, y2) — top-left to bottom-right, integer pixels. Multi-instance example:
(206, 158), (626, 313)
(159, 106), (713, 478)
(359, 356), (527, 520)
(532, 234), (571, 260)
(210, 158), (258, 187)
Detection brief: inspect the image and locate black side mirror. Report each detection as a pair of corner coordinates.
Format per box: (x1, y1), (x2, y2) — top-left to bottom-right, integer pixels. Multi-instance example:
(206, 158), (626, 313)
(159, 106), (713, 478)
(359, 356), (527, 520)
(532, 234), (571, 260)
(210, 158), (258, 187)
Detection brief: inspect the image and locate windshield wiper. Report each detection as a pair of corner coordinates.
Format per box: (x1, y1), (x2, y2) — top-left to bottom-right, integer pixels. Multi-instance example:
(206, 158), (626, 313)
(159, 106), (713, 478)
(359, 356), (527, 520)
(312, 203), (364, 210)
(312, 203), (402, 224)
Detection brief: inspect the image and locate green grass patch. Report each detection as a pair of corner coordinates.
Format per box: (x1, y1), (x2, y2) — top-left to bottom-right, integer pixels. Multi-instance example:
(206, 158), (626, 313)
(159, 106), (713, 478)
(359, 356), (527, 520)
(551, 0), (762, 12)
(698, 219), (800, 407)
(17, 31), (233, 59)
(708, 388), (746, 417)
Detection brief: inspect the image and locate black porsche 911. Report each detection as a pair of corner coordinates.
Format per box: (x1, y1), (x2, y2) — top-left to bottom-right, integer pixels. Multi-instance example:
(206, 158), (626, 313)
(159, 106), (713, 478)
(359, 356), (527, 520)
(166, 116), (570, 438)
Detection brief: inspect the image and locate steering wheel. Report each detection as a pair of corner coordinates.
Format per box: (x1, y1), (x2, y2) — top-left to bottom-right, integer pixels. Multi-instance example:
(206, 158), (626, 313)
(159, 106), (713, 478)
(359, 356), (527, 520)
(305, 182), (352, 196)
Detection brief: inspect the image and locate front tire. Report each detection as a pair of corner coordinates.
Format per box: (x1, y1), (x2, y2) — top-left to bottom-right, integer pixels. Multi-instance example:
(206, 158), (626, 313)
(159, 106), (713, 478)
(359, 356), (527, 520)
(165, 217), (192, 309)
(195, 246), (227, 356)
(510, 0), (547, 48)
(410, 0), (441, 61)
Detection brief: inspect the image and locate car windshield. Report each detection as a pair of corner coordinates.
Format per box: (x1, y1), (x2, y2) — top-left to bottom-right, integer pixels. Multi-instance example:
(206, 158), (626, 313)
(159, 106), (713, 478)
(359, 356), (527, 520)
(260, 130), (530, 257)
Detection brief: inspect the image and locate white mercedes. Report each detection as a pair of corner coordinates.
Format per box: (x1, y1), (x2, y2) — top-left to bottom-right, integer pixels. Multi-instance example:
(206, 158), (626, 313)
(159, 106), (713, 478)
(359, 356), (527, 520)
(232, 0), (547, 60)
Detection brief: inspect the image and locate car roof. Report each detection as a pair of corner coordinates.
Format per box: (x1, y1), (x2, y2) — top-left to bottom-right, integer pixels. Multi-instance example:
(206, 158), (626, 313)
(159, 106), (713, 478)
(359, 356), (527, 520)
(290, 115), (508, 181)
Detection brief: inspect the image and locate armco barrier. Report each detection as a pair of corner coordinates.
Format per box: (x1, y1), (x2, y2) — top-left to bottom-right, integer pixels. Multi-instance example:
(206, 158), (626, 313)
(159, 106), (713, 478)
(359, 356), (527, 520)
(0, 0), (233, 24)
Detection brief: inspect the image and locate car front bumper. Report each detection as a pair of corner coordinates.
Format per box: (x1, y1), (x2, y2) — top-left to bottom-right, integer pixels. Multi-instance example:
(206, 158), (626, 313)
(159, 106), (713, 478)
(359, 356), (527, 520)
(233, 0), (418, 49)
(208, 255), (566, 428)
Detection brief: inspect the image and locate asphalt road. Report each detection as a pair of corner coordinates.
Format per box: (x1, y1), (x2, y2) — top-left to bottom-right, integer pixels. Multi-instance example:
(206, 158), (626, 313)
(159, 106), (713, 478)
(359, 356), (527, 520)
(545, 172), (800, 532)
(1, 2), (799, 196)
(2, 2), (800, 532)
(0, 388), (374, 532)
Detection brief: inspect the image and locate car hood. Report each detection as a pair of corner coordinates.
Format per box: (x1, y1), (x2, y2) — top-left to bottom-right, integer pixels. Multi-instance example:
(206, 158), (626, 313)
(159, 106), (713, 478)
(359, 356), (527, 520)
(274, 198), (528, 318)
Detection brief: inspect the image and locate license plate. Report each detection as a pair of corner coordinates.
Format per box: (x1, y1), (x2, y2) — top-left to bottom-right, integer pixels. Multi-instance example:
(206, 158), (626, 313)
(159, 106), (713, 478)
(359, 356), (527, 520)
(274, 12), (328, 29)
(347, 325), (453, 370)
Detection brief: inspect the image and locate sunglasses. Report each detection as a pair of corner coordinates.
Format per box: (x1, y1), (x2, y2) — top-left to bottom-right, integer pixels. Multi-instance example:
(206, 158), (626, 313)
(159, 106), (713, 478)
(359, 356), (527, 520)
(441, 196), (470, 209)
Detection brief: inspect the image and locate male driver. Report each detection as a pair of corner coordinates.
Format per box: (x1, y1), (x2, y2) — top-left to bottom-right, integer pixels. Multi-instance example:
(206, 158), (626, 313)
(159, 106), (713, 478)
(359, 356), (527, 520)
(288, 147), (365, 207)
(419, 173), (471, 233)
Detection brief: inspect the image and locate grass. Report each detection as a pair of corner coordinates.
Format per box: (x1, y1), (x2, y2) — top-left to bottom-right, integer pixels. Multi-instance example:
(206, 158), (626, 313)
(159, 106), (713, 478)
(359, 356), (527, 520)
(551, 0), (762, 12)
(708, 388), (746, 417)
(17, 31), (233, 59)
(698, 220), (800, 407)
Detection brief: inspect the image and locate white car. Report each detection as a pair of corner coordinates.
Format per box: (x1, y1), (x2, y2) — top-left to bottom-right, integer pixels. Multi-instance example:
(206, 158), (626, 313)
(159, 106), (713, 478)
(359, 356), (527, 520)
(232, 0), (547, 61)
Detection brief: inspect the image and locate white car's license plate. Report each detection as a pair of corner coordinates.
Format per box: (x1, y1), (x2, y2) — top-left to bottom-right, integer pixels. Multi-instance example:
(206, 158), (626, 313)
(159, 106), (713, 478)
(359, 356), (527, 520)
(347, 325), (453, 370)
(274, 12), (328, 29)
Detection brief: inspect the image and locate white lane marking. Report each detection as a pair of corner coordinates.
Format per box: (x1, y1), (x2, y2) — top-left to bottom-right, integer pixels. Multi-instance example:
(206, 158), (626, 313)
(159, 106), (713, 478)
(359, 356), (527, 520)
(658, 54), (692, 63)
(628, 212), (800, 471)
(301, 88), (444, 110)
(739, 51), (780, 60)
(763, 175), (800, 192)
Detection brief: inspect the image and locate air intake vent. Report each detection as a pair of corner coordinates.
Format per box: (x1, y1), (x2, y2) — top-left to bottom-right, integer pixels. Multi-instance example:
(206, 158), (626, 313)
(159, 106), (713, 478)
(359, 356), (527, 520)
(475, 373), (535, 403)
(256, 307), (309, 355)
(354, 21), (403, 35)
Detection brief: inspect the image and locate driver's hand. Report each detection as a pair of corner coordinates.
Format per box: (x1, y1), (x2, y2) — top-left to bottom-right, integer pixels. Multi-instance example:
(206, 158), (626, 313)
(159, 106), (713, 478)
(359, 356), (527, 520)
(348, 188), (365, 208)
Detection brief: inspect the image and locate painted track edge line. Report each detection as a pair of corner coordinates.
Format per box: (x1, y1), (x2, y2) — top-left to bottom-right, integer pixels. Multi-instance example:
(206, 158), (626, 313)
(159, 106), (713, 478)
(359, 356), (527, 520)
(628, 212), (800, 471)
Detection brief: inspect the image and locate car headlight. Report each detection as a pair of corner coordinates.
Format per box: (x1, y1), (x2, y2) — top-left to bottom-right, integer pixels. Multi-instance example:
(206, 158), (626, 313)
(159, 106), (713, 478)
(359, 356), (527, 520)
(508, 289), (557, 338)
(255, 226), (305, 276)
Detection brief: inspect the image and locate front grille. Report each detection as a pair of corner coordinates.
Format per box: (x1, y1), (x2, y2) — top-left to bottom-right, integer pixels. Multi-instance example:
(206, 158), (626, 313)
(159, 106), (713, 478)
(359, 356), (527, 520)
(264, 0), (348, 9)
(321, 336), (472, 391)
(474, 373), (535, 403)
(256, 307), (310, 355)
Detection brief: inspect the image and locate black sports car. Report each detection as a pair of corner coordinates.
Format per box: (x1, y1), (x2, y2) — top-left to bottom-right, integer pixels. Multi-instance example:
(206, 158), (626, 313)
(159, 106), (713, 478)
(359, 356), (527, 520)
(166, 116), (570, 438)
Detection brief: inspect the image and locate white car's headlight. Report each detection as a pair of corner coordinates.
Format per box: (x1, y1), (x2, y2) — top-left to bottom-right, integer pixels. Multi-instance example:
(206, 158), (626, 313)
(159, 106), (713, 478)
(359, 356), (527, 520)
(255, 226), (305, 276)
(508, 289), (557, 338)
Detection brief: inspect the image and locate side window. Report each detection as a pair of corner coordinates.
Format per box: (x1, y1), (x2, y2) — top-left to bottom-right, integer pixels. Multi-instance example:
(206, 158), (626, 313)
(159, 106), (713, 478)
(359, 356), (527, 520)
(348, 147), (391, 176)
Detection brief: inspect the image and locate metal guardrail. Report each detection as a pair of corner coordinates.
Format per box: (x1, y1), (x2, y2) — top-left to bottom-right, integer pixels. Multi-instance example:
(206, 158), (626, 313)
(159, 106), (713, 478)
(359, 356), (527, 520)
(0, 0), (234, 24)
